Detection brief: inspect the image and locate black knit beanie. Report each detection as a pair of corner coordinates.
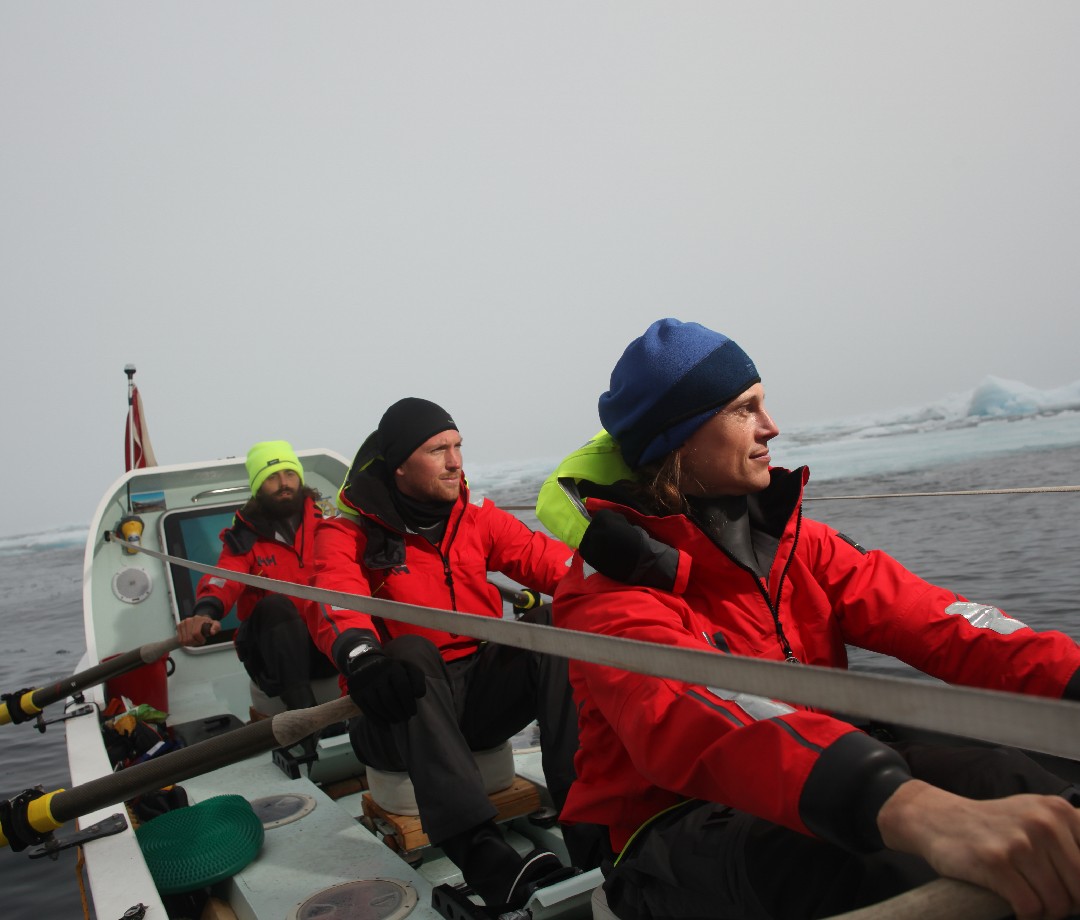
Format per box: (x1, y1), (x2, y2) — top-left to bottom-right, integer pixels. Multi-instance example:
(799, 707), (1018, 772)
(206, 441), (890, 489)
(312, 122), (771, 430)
(378, 398), (458, 471)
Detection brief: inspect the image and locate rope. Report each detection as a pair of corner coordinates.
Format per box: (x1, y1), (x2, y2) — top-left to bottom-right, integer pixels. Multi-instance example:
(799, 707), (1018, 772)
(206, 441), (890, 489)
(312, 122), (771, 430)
(119, 539), (1080, 761)
(75, 845), (91, 920)
(806, 484), (1080, 502)
(500, 484), (1080, 511)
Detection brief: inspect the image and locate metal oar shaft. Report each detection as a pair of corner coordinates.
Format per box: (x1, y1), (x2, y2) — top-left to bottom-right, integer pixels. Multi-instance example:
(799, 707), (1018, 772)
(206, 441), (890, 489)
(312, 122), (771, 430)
(125, 542), (1080, 762)
(49, 696), (359, 827)
(39, 637), (177, 709)
(0, 636), (180, 725)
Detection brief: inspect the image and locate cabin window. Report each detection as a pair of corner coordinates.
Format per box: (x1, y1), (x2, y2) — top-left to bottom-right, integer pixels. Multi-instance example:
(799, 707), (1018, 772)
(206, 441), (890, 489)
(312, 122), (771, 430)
(159, 504), (242, 648)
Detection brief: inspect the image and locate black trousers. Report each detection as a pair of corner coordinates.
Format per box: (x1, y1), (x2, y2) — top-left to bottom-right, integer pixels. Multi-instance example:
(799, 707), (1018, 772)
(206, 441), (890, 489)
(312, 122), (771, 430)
(348, 606), (580, 848)
(233, 594), (337, 697)
(604, 741), (1080, 920)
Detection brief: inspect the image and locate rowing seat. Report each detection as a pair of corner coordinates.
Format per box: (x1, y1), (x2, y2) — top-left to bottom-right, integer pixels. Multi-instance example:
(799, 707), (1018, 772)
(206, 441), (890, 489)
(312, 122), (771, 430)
(361, 741), (542, 853)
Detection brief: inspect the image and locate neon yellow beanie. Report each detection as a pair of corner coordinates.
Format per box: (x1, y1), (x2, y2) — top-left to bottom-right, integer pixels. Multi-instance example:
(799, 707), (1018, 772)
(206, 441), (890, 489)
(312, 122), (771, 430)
(246, 441), (304, 496)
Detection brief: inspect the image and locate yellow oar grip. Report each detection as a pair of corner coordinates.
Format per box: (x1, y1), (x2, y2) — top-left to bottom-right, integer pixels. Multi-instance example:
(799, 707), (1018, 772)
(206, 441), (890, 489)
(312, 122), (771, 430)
(0, 790), (65, 848)
(0, 692), (41, 727)
(27, 790), (64, 833)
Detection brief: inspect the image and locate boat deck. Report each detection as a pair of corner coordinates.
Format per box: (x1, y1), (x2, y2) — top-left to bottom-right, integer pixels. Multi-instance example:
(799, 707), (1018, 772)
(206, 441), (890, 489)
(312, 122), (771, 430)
(182, 757), (446, 920)
(67, 451), (600, 918)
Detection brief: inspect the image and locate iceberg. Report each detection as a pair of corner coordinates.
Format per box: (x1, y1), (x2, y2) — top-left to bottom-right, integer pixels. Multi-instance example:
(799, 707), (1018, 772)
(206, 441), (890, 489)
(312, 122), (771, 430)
(968, 375), (1080, 419)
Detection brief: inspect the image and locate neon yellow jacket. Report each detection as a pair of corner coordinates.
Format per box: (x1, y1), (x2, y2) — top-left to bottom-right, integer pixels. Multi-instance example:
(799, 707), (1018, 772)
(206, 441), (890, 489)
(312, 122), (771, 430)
(535, 430), (635, 548)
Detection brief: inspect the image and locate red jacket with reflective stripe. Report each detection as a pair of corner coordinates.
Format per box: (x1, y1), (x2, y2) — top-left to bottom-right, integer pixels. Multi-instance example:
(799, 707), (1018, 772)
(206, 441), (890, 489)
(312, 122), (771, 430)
(310, 477), (573, 664)
(554, 466), (1080, 853)
(195, 495), (321, 623)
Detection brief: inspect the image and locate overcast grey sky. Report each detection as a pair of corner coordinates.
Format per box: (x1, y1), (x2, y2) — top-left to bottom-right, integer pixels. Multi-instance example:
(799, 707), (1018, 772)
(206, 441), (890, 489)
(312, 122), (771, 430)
(2, 3), (1078, 537)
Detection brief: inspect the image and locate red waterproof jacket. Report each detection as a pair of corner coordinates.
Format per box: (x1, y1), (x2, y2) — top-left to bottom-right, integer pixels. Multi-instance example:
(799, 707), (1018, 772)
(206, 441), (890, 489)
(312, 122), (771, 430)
(310, 468), (573, 670)
(195, 493), (322, 623)
(554, 466), (1080, 854)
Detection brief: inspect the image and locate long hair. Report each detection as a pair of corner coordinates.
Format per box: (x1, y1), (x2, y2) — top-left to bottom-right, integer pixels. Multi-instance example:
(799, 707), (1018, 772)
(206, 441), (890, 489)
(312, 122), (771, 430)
(623, 450), (688, 516)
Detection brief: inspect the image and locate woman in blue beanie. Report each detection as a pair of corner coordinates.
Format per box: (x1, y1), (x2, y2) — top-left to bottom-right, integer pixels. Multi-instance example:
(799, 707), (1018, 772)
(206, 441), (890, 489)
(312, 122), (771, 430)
(539, 318), (1080, 920)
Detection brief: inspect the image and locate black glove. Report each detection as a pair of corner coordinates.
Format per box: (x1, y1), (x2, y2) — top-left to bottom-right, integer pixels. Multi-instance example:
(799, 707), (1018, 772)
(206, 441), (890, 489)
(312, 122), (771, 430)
(512, 588), (544, 617)
(578, 508), (681, 592)
(345, 648), (427, 724)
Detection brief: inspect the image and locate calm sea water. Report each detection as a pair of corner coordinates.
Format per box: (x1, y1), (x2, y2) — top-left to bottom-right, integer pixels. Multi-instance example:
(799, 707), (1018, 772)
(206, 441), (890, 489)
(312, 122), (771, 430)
(3, 436), (1080, 918)
(0, 546), (89, 918)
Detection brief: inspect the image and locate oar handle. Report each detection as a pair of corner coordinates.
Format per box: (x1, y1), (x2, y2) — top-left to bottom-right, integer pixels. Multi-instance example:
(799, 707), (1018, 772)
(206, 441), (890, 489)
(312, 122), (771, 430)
(825, 877), (1009, 920)
(492, 582), (545, 610)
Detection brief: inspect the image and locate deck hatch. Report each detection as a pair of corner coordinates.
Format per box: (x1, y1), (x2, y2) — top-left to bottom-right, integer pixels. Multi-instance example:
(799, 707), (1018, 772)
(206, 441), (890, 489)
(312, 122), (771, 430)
(250, 792), (318, 829)
(289, 879), (419, 920)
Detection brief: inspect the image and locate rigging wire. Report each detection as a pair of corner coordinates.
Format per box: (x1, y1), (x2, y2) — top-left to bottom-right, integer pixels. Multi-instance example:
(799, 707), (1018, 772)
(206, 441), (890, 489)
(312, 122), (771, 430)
(499, 484), (1080, 511)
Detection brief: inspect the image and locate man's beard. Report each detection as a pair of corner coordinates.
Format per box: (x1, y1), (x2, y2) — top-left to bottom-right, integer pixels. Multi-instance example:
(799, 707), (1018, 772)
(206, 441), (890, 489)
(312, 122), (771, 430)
(255, 487), (305, 520)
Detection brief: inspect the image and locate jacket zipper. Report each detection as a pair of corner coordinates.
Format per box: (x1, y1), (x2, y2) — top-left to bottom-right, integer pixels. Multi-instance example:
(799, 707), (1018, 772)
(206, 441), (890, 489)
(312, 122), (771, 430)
(439, 505), (466, 614)
(294, 512), (306, 570)
(768, 504), (804, 663)
(719, 505), (804, 664)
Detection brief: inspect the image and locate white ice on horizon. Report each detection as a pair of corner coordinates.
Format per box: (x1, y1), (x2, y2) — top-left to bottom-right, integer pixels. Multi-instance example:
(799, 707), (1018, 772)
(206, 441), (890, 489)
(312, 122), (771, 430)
(8, 376), (1080, 549)
(469, 374), (1080, 492)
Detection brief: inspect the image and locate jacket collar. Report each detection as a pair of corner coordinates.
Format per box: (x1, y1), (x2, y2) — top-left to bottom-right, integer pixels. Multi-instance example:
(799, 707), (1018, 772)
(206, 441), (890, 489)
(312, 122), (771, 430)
(337, 430), (470, 535)
(225, 493), (318, 554)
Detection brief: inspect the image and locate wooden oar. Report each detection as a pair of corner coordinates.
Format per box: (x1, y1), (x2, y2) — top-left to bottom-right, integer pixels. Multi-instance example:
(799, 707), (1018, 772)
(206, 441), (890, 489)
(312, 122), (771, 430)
(0, 695), (359, 849)
(826, 877), (1009, 920)
(0, 624), (214, 726)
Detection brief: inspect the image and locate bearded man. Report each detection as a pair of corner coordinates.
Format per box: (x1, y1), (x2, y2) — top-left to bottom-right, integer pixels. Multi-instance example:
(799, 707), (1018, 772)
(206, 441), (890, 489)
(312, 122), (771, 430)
(177, 440), (337, 712)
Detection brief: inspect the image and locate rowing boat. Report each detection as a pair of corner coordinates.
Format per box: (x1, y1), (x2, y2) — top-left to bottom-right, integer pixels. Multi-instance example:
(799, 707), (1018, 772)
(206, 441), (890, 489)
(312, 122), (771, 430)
(6, 372), (1080, 920)
(31, 449), (597, 919)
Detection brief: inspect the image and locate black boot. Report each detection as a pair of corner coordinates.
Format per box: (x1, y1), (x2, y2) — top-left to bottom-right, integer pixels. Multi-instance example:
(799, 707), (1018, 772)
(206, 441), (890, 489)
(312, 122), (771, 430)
(439, 819), (563, 910)
(503, 849), (567, 910)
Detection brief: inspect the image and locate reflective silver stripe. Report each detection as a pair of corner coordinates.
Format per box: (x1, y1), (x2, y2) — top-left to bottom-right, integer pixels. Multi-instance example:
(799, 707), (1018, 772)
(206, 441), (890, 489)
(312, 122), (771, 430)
(944, 601), (1027, 635)
(706, 686), (795, 721)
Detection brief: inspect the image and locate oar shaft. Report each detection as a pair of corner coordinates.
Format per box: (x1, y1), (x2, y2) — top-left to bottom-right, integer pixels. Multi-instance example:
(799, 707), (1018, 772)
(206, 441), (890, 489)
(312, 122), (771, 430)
(1, 636), (181, 725)
(50, 720), (274, 824)
(825, 877), (1009, 920)
(42, 638), (177, 708)
(48, 695), (359, 828)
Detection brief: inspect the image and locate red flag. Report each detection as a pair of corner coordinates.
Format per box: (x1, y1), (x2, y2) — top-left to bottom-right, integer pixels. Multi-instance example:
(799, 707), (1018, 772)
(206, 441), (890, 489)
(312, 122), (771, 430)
(124, 384), (158, 471)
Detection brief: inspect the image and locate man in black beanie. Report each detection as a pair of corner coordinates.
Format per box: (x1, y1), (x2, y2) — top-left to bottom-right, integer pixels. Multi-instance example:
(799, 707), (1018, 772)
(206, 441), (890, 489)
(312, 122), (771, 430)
(308, 397), (596, 911)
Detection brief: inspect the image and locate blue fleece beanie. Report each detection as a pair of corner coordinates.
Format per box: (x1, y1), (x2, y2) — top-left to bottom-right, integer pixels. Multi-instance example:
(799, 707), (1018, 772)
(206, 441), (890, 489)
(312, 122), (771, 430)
(599, 318), (760, 469)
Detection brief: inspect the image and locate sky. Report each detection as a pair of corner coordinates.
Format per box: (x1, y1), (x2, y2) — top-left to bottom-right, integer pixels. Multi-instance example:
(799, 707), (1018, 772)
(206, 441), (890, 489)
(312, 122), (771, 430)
(2, 3), (1079, 537)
